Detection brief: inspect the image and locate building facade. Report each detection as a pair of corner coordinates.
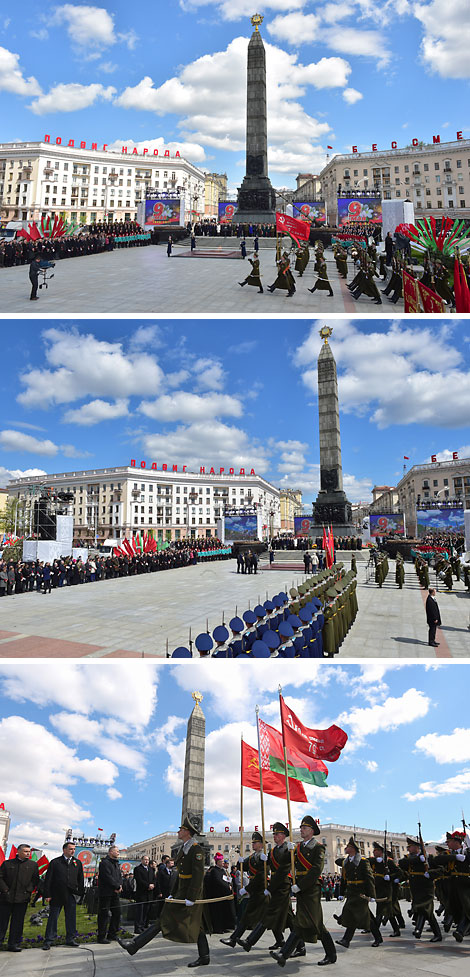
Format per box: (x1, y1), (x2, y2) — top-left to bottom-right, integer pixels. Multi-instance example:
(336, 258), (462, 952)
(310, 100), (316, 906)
(7, 465), (281, 544)
(370, 485), (399, 513)
(294, 173), (322, 200)
(204, 172), (227, 219)
(279, 488), (303, 532)
(319, 138), (470, 224)
(396, 456), (470, 536)
(0, 140), (206, 226)
(126, 822), (409, 873)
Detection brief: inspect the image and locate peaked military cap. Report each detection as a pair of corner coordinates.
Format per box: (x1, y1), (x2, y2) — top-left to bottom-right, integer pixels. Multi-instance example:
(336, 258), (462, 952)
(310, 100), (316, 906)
(346, 836), (359, 851)
(447, 830), (465, 842)
(195, 632), (213, 652)
(243, 609), (257, 625)
(272, 822), (289, 835)
(289, 588), (298, 598)
(279, 621), (294, 638)
(300, 815), (320, 835)
(180, 814), (203, 836)
(372, 841), (384, 850)
(406, 836), (420, 847)
(254, 605), (266, 618)
(229, 616), (244, 632)
(264, 600), (275, 612)
(251, 639), (270, 658)
(213, 624), (229, 643)
(263, 630), (280, 650)
(272, 595), (284, 608)
(299, 607), (312, 623)
(287, 614), (301, 629)
(252, 831), (263, 843)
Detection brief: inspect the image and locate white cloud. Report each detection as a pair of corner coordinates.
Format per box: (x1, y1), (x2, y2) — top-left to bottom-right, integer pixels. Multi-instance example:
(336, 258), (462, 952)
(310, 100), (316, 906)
(0, 45), (42, 96)
(268, 12), (322, 43)
(50, 712), (148, 779)
(338, 688), (431, 748)
(414, 727), (470, 764)
(415, 0), (470, 78)
(107, 136), (207, 165)
(0, 430), (59, 456)
(193, 358), (226, 391)
(63, 398), (130, 426)
(324, 26), (392, 65)
(52, 4), (117, 48)
(29, 82), (116, 115)
(0, 466), (47, 488)
(403, 770), (470, 801)
(107, 787), (122, 800)
(139, 392), (243, 423)
(18, 327), (164, 408)
(179, 0), (305, 20)
(429, 444), (470, 463)
(343, 86), (363, 103)
(142, 420), (270, 474)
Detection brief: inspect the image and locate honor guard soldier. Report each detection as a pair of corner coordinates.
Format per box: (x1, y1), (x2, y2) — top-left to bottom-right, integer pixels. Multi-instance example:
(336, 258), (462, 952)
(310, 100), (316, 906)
(237, 822), (294, 953)
(369, 842), (402, 937)
(398, 837), (442, 942)
(395, 556), (405, 589)
(334, 836), (383, 949)
(268, 252), (296, 297)
(271, 815), (336, 967)
(433, 830), (470, 943)
(239, 254), (263, 293)
(212, 624), (231, 658)
(221, 832), (268, 949)
(119, 814), (210, 967)
(308, 255), (333, 298)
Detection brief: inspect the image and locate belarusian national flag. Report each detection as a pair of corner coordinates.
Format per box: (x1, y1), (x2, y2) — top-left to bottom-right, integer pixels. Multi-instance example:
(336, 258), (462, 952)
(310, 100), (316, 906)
(36, 854), (49, 876)
(280, 695), (348, 762)
(241, 741), (308, 801)
(258, 718), (328, 788)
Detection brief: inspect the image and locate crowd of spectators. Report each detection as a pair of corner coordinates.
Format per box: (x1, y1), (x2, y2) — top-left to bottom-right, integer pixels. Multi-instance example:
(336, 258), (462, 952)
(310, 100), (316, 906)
(270, 535), (363, 551)
(0, 221), (150, 268)
(0, 538), (232, 597)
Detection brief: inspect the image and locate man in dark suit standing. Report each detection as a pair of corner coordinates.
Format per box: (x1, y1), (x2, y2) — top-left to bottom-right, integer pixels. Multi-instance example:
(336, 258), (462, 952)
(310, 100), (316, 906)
(42, 842), (84, 950)
(426, 588), (442, 647)
(97, 846), (122, 943)
(0, 844), (39, 951)
(133, 856), (155, 933)
(155, 856), (172, 917)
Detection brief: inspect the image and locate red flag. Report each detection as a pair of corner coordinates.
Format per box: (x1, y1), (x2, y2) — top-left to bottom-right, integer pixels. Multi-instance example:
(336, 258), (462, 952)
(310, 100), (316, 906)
(0, 846), (4, 866)
(459, 261), (470, 312)
(276, 211), (310, 246)
(327, 145), (333, 149)
(454, 257), (463, 311)
(241, 741), (308, 801)
(9, 845), (17, 859)
(259, 718), (328, 787)
(328, 526), (335, 567)
(280, 695), (348, 762)
(418, 280), (445, 313)
(404, 456), (409, 460)
(36, 854), (49, 876)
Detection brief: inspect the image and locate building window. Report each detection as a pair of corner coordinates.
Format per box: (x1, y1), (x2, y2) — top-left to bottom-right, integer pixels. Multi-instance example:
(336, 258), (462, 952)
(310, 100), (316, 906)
(461, 200), (466, 207)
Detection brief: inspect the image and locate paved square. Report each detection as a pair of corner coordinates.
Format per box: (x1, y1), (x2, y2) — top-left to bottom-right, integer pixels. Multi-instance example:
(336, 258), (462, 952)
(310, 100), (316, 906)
(0, 244), (406, 314)
(0, 902), (467, 977)
(0, 555), (468, 658)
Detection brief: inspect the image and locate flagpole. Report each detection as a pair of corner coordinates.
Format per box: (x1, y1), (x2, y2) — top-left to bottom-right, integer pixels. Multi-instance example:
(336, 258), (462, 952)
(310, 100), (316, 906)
(240, 734), (244, 886)
(255, 705), (268, 888)
(278, 685), (296, 884)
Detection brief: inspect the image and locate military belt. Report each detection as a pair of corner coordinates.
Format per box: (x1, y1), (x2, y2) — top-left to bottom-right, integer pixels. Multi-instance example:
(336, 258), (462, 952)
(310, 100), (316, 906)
(346, 880), (366, 884)
(179, 873), (193, 879)
(453, 871), (470, 877)
(296, 870), (309, 875)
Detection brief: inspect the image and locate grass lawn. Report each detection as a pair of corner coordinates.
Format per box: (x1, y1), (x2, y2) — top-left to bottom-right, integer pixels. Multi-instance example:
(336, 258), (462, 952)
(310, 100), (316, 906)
(2, 903), (134, 950)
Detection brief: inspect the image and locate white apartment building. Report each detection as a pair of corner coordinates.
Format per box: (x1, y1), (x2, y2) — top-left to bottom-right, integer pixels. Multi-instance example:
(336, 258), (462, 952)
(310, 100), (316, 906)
(126, 823), (409, 873)
(0, 139), (206, 225)
(7, 465), (281, 544)
(396, 456), (470, 536)
(319, 137), (470, 224)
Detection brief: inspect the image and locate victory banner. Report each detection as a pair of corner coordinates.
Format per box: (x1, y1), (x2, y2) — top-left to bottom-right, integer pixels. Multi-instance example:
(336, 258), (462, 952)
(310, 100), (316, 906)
(241, 740), (307, 801)
(416, 507), (465, 537)
(144, 197), (181, 226)
(276, 211), (310, 245)
(294, 516), (315, 537)
(418, 281), (446, 313)
(337, 195), (382, 225)
(293, 202), (326, 224)
(369, 514), (405, 537)
(218, 201), (237, 223)
(402, 270), (422, 313)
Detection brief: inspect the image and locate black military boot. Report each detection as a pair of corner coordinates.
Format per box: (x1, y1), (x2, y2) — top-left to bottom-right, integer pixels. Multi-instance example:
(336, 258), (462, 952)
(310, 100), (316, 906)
(188, 933), (210, 966)
(335, 927), (354, 948)
(220, 922), (245, 948)
(413, 915), (425, 939)
(290, 940), (306, 958)
(270, 932), (300, 967)
(237, 923), (266, 951)
(453, 915), (469, 942)
(429, 915), (442, 943)
(318, 929), (337, 965)
(118, 921), (161, 955)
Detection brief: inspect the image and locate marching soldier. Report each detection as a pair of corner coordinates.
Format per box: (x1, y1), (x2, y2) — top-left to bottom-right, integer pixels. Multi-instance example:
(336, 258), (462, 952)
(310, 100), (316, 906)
(118, 815), (211, 967)
(369, 842), (402, 937)
(398, 837), (442, 942)
(433, 830), (470, 943)
(237, 822), (294, 953)
(334, 837), (383, 949)
(395, 557), (405, 589)
(220, 832), (268, 949)
(308, 255), (333, 298)
(271, 815), (337, 967)
(239, 254), (263, 293)
(268, 252), (296, 297)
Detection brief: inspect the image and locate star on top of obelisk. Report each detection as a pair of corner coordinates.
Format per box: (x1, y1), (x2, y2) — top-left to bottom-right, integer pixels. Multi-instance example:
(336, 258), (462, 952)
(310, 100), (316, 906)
(192, 691), (203, 705)
(251, 12), (264, 31)
(319, 325), (333, 345)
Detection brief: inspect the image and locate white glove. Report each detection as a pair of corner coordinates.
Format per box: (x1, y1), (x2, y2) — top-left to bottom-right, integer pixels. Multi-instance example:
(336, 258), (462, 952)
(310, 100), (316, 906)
(384, 874), (390, 881)
(376, 856), (383, 863)
(287, 841), (296, 851)
(185, 899), (195, 907)
(456, 853), (466, 861)
(419, 854), (425, 862)
(393, 878), (400, 883)
(291, 884), (300, 894)
(264, 889), (271, 897)
(424, 872), (430, 879)
(238, 856), (245, 864)
(260, 852), (268, 862)
(239, 887), (248, 897)
(167, 895), (173, 900)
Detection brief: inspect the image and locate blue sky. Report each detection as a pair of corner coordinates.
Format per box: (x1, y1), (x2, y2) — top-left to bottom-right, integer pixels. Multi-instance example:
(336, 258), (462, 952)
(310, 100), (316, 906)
(1, 318), (469, 504)
(1, 661), (469, 854)
(1, 0), (470, 191)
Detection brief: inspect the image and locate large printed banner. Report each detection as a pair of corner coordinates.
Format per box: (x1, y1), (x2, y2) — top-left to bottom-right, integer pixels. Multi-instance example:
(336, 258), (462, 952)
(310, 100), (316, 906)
(369, 514), (405, 537)
(416, 507), (465, 537)
(144, 198), (181, 226)
(218, 201), (237, 223)
(337, 196), (382, 225)
(294, 516), (316, 537)
(224, 514), (258, 542)
(293, 202), (326, 223)
(276, 212), (309, 243)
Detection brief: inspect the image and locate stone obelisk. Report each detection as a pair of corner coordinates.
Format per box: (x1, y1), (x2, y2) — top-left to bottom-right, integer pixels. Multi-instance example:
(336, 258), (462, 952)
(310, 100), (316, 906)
(234, 13), (276, 224)
(313, 326), (353, 534)
(176, 691), (210, 862)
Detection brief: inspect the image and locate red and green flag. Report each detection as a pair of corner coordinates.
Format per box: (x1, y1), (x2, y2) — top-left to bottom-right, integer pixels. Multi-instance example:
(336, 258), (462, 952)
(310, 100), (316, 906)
(241, 740), (308, 801)
(258, 717), (328, 788)
(280, 695), (348, 762)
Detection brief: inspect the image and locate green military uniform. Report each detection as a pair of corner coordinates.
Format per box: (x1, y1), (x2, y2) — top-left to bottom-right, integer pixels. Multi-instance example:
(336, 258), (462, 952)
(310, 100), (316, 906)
(268, 254), (296, 295)
(239, 256), (263, 293)
(432, 831), (470, 942)
(369, 845), (402, 936)
(237, 823), (294, 952)
(395, 558), (405, 589)
(161, 841), (205, 944)
(221, 832), (267, 948)
(309, 257), (333, 297)
(398, 839), (441, 941)
(335, 838), (382, 948)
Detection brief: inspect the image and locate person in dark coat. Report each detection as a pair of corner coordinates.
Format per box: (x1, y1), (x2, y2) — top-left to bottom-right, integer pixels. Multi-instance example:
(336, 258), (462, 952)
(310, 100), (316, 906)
(29, 255), (41, 300)
(167, 236), (172, 257)
(334, 837), (382, 950)
(155, 856), (172, 917)
(0, 844), (39, 951)
(97, 846), (122, 943)
(398, 837), (441, 941)
(425, 588), (441, 647)
(384, 231), (393, 265)
(42, 842), (84, 949)
(204, 853), (235, 932)
(133, 856), (155, 933)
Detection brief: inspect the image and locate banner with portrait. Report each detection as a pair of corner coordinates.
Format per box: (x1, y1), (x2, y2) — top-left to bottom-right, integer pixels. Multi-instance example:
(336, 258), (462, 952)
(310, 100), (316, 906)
(218, 201), (237, 223)
(337, 196), (382, 225)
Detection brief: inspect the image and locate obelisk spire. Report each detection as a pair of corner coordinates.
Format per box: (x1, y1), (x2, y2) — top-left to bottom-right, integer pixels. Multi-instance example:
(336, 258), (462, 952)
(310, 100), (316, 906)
(235, 14), (276, 224)
(313, 327), (353, 533)
(181, 692), (205, 835)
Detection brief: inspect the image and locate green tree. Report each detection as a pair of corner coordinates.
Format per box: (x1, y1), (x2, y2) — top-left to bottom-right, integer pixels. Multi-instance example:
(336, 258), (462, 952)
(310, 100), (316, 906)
(0, 498), (18, 534)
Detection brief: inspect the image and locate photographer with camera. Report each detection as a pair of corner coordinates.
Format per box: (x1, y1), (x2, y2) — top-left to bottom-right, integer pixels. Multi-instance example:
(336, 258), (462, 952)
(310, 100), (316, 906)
(29, 254), (41, 301)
